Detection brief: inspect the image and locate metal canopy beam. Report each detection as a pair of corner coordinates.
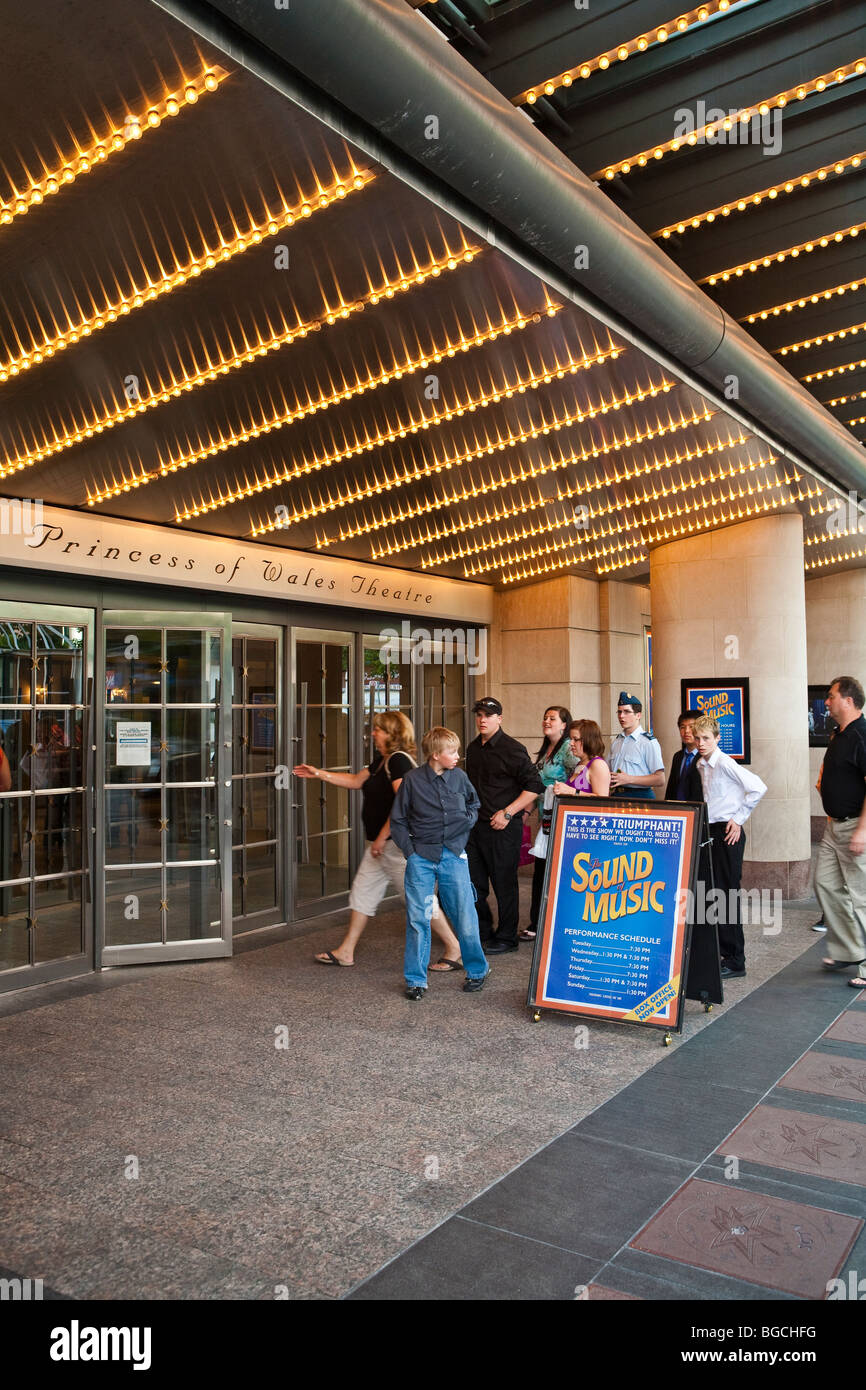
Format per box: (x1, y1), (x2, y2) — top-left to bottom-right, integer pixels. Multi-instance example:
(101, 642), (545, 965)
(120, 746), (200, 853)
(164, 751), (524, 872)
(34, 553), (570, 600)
(154, 0), (866, 498)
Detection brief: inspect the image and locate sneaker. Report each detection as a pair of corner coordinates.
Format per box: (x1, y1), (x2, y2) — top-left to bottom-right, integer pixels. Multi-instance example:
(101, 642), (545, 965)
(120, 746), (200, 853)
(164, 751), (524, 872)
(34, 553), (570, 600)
(405, 986), (426, 1000)
(810, 919), (827, 933)
(463, 974), (488, 993)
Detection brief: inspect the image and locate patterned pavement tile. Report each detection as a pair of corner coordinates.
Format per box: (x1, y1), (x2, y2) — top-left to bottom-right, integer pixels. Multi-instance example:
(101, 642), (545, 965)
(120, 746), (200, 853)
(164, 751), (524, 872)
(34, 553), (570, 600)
(720, 1104), (866, 1187)
(824, 1012), (866, 1046)
(630, 1178), (861, 1299)
(777, 1050), (866, 1105)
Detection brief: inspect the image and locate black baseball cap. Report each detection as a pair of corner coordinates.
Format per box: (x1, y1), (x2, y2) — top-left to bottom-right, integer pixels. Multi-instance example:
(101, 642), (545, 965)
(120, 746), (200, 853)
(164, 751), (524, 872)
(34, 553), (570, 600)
(472, 697), (503, 716)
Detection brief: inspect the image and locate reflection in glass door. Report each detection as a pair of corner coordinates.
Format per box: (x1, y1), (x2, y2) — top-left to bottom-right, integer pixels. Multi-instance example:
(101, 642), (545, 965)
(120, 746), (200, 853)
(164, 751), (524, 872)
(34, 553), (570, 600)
(423, 642), (468, 753)
(100, 613), (231, 964)
(362, 634), (413, 765)
(231, 626), (282, 933)
(293, 630), (352, 911)
(0, 607), (93, 990)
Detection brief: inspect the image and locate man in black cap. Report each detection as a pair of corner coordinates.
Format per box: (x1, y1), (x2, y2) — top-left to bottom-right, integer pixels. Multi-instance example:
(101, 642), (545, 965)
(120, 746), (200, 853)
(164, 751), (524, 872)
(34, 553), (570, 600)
(607, 692), (665, 799)
(465, 697), (543, 953)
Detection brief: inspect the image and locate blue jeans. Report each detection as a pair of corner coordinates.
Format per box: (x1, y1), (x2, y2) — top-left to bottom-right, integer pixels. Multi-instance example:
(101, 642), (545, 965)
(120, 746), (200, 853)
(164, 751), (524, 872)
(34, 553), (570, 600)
(403, 848), (489, 988)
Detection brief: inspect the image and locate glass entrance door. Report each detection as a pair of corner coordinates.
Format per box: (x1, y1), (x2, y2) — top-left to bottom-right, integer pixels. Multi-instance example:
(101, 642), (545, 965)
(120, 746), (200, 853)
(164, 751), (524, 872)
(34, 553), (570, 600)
(231, 625), (283, 934)
(0, 605), (94, 992)
(292, 630), (353, 914)
(100, 612), (232, 964)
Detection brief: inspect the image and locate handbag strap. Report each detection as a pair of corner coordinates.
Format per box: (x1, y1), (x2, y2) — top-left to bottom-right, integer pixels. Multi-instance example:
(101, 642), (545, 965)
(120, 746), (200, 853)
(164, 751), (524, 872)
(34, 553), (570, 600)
(384, 749), (417, 780)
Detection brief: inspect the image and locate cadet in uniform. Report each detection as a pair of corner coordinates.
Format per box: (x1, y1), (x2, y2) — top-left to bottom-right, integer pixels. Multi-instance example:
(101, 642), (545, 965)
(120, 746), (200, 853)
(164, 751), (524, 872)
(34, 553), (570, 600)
(607, 691), (665, 799)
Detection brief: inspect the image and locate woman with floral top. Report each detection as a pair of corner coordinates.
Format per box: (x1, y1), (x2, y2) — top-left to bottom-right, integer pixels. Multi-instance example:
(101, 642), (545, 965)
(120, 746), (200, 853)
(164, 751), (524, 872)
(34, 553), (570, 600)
(519, 706), (576, 941)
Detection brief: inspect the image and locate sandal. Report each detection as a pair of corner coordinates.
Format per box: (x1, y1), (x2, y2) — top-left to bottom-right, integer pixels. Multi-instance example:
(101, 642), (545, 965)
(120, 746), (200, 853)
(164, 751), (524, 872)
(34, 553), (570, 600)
(518, 929), (536, 941)
(822, 957), (864, 972)
(315, 950), (354, 967)
(848, 975), (866, 989)
(430, 957), (463, 972)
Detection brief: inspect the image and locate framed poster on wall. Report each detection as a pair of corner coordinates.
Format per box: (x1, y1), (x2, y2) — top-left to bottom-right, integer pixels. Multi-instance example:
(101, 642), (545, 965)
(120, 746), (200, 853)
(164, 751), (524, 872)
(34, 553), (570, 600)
(527, 796), (703, 1036)
(808, 685), (839, 746)
(681, 678), (750, 762)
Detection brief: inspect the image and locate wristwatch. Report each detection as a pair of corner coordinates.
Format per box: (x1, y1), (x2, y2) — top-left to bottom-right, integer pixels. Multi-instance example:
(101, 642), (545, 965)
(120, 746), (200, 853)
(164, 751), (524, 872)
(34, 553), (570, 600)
(503, 810), (513, 821)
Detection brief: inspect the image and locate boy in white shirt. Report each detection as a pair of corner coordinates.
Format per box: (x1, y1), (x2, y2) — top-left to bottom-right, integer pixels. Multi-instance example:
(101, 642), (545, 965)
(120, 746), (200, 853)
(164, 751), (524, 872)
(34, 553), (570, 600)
(693, 714), (767, 978)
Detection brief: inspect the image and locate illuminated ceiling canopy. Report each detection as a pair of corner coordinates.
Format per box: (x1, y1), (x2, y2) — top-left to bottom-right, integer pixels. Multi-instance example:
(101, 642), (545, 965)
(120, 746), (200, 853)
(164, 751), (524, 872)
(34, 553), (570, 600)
(0, 0), (863, 587)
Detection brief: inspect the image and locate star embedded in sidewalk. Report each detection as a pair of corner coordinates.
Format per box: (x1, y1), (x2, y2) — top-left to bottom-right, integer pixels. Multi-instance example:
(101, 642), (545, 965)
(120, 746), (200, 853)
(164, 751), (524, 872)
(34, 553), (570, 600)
(709, 1204), (780, 1262)
(827, 1064), (866, 1096)
(779, 1120), (842, 1163)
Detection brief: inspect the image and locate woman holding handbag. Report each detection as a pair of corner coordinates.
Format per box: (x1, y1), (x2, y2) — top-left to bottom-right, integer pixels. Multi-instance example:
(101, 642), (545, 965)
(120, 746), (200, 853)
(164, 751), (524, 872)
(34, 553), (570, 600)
(294, 710), (462, 969)
(518, 706), (576, 942)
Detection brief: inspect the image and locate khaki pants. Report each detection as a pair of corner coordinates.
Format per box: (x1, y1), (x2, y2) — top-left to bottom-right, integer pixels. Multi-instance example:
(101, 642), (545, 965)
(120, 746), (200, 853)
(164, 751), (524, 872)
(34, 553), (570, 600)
(815, 817), (866, 963)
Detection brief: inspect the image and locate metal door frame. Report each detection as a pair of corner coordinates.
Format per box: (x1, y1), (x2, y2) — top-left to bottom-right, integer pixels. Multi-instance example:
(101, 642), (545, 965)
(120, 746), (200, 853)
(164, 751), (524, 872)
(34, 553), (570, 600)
(229, 621), (285, 935)
(290, 626), (355, 920)
(97, 609), (232, 966)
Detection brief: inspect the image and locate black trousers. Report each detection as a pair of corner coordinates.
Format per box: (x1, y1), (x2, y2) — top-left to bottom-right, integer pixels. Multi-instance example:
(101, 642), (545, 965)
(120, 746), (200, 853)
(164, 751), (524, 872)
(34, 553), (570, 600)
(467, 818), (523, 945)
(710, 822), (746, 968)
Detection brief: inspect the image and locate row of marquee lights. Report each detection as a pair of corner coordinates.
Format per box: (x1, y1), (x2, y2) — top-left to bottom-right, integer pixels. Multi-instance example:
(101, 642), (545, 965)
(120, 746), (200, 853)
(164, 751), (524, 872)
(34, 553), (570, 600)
(62, 244), (492, 500)
(171, 321), (637, 524)
(466, 468), (798, 577)
(264, 367), (682, 539)
(776, 321), (866, 356)
(743, 280), (864, 324)
(0, 67), (228, 230)
(0, 170), (374, 381)
(701, 222), (864, 286)
(655, 152), (865, 240)
(361, 411), (731, 558)
(254, 349), (644, 537)
(500, 482), (825, 584)
(595, 59), (866, 182)
(6, 240), (481, 482)
(514, 1), (745, 107)
(802, 356), (866, 383)
(412, 452), (785, 573)
(314, 413), (733, 551)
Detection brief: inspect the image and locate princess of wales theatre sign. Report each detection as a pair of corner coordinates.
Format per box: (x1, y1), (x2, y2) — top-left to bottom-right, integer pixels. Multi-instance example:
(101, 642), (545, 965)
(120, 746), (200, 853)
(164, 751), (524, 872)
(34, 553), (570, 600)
(3, 503), (493, 624)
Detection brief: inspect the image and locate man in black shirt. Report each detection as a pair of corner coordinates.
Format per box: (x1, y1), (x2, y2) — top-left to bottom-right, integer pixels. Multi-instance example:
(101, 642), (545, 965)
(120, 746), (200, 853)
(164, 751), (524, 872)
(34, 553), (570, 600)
(465, 697), (543, 953)
(815, 675), (866, 984)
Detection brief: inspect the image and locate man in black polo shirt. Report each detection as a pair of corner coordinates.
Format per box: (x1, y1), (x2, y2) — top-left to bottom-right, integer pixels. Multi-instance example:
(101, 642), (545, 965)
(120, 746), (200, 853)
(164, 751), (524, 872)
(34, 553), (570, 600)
(465, 697), (543, 954)
(815, 675), (866, 985)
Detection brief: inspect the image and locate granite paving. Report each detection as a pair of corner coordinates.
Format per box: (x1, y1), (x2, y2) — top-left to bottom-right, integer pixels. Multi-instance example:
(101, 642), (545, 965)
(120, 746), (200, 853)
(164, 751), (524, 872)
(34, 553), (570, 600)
(0, 886), (847, 1299)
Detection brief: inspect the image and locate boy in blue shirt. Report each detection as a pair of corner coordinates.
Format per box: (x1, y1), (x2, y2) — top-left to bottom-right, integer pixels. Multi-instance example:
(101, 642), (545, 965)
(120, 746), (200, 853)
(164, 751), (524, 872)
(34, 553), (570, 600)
(391, 727), (490, 1000)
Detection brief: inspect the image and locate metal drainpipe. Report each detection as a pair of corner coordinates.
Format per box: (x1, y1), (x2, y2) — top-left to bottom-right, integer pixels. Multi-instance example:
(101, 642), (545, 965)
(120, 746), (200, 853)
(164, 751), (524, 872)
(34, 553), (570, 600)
(152, 0), (866, 498)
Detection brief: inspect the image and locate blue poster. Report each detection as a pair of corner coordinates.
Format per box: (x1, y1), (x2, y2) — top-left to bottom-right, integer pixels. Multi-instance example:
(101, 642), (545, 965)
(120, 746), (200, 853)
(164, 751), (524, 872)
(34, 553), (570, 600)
(684, 684), (747, 760)
(530, 803), (696, 1027)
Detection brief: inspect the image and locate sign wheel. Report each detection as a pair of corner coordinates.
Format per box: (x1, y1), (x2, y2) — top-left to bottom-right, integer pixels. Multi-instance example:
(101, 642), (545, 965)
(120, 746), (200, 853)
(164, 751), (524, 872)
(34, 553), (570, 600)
(662, 1031), (672, 1047)
(531, 1009), (542, 1023)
